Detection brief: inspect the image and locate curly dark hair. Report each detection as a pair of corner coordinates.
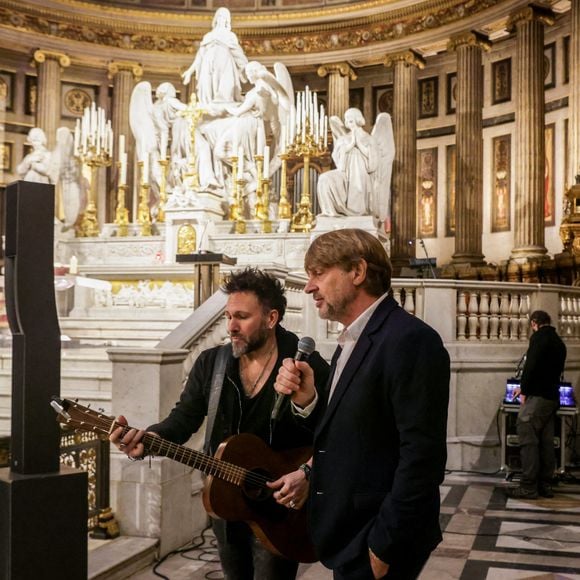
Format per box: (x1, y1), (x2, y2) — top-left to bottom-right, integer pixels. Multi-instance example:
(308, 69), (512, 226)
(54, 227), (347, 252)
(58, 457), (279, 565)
(222, 268), (286, 322)
(530, 310), (551, 326)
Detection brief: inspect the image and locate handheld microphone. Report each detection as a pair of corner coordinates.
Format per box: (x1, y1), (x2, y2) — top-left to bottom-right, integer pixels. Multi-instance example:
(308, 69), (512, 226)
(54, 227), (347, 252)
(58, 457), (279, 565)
(271, 336), (316, 422)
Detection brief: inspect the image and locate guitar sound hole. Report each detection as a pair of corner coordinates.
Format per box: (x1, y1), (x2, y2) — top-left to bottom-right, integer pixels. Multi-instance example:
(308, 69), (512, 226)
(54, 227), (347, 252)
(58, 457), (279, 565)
(242, 468), (273, 502)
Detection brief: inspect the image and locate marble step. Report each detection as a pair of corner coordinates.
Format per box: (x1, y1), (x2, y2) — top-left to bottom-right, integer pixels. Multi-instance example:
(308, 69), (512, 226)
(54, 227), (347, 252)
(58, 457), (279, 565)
(88, 536), (158, 580)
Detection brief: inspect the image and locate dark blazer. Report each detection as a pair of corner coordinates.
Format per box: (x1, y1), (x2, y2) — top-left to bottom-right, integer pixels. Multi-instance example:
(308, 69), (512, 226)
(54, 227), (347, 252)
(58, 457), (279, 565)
(309, 296), (450, 571)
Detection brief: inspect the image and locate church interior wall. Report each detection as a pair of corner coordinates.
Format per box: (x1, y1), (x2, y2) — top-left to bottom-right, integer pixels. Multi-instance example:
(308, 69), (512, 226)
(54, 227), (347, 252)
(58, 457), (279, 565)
(1, 6), (577, 271)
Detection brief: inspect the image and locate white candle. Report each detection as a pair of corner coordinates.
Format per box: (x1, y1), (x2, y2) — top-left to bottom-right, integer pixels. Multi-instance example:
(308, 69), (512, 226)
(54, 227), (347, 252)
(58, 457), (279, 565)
(237, 146), (244, 177)
(69, 255), (78, 275)
(263, 145), (270, 177)
(143, 154), (149, 184)
(119, 134), (125, 158)
(257, 125), (265, 155)
(323, 116), (328, 148)
(74, 120), (80, 156)
(120, 153), (127, 186)
(280, 125), (287, 152)
(160, 132), (168, 159)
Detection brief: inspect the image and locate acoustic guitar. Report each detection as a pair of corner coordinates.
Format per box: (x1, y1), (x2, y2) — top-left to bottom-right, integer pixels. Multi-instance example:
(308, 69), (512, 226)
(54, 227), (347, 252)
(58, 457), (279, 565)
(51, 397), (316, 563)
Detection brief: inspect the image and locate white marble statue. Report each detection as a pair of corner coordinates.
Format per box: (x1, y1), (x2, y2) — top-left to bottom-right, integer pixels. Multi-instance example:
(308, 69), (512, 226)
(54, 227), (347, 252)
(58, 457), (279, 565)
(17, 127), (86, 229)
(217, 61), (293, 184)
(189, 60), (293, 210)
(182, 7), (248, 104)
(129, 81), (189, 200)
(317, 108), (395, 222)
(17, 127), (55, 184)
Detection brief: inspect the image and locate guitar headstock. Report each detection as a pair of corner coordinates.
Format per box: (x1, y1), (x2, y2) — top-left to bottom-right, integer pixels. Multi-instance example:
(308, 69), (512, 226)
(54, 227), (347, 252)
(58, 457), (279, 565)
(50, 396), (114, 438)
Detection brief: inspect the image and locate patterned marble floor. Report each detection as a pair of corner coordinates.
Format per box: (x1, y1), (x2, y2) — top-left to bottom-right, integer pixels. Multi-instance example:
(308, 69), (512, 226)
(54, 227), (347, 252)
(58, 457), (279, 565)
(126, 473), (580, 580)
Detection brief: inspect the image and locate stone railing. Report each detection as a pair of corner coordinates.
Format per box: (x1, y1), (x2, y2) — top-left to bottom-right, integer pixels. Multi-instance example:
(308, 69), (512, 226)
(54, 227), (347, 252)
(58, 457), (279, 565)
(387, 279), (580, 343)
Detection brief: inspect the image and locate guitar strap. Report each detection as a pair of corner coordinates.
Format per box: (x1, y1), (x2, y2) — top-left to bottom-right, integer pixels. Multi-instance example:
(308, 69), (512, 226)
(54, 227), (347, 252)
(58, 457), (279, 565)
(204, 343), (232, 454)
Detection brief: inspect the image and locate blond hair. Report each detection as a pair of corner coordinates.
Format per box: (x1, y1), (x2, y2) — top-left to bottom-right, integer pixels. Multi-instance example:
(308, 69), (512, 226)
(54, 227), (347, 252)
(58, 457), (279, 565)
(304, 229), (391, 296)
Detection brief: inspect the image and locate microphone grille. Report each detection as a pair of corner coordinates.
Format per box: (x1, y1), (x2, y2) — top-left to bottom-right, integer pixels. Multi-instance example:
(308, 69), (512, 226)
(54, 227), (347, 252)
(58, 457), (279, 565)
(297, 336), (316, 356)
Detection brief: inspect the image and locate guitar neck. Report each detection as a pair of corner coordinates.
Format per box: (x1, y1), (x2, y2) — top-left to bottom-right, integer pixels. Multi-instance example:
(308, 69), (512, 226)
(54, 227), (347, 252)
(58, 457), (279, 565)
(116, 423), (250, 487)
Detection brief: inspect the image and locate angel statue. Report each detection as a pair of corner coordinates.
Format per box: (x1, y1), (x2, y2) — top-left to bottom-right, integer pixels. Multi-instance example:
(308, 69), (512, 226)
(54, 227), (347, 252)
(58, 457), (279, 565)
(182, 7), (248, 105)
(208, 60), (294, 208)
(317, 108), (395, 223)
(129, 81), (189, 201)
(17, 127), (86, 230)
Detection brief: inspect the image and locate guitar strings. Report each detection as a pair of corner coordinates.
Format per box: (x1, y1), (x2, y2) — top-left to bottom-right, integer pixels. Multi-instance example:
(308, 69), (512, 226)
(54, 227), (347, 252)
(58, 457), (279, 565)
(76, 411), (273, 489)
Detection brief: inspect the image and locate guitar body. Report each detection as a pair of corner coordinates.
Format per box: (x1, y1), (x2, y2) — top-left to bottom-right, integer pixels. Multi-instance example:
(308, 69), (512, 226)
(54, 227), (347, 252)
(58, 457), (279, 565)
(204, 433), (316, 563)
(49, 398), (318, 563)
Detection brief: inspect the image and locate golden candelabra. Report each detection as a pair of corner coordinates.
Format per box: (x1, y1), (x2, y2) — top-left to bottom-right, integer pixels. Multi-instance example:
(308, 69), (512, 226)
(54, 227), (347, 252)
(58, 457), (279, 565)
(277, 153), (292, 220)
(228, 155), (240, 221)
(180, 94), (205, 190)
(260, 177), (272, 234)
(289, 124), (326, 233)
(138, 161), (152, 236)
(157, 158), (169, 223)
(76, 147), (112, 237)
(114, 185), (129, 238)
(253, 155), (267, 221)
(234, 176), (247, 234)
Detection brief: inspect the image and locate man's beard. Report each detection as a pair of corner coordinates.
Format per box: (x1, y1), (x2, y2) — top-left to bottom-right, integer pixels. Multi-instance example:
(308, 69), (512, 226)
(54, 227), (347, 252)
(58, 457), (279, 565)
(231, 324), (270, 358)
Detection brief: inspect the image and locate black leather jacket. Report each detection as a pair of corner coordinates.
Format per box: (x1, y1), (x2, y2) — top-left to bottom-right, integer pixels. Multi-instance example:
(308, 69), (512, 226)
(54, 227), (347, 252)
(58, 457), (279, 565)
(148, 325), (330, 454)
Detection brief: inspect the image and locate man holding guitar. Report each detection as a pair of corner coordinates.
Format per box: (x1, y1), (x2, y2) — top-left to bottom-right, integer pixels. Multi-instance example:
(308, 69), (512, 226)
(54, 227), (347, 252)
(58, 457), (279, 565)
(110, 268), (330, 579)
(274, 229), (450, 579)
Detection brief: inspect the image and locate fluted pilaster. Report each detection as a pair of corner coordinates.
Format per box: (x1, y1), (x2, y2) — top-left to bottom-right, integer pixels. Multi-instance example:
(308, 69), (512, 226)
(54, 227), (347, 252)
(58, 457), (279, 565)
(570, 0), (580, 182)
(508, 5), (554, 259)
(33, 50), (70, 149)
(108, 61), (143, 222)
(317, 62), (357, 119)
(384, 50), (424, 271)
(448, 32), (489, 265)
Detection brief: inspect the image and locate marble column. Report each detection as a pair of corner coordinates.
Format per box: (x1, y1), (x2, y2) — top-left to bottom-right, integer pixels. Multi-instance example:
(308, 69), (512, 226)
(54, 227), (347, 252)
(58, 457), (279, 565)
(508, 5), (554, 260)
(448, 32), (490, 265)
(317, 62), (357, 119)
(33, 50), (70, 149)
(384, 51), (424, 272)
(108, 61), (143, 222)
(570, 0), (580, 183)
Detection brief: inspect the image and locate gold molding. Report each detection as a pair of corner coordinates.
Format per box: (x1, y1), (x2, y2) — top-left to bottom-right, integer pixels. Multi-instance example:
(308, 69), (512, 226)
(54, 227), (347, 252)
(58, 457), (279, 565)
(107, 60), (143, 80)
(507, 3), (555, 31)
(384, 50), (425, 70)
(33, 49), (70, 67)
(0, 0), (507, 57)
(447, 31), (491, 53)
(317, 62), (357, 81)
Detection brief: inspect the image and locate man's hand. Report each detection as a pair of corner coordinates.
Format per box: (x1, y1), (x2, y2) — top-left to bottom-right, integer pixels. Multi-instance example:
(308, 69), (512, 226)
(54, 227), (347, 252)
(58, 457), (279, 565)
(267, 469), (309, 510)
(369, 548), (389, 579)
(109, 415), (147, 460)
(274, 358), (316, 408)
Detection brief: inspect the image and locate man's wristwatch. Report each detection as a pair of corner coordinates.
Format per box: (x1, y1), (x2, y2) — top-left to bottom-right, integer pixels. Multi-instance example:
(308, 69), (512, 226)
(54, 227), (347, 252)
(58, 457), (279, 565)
(298, 463), (311, 481)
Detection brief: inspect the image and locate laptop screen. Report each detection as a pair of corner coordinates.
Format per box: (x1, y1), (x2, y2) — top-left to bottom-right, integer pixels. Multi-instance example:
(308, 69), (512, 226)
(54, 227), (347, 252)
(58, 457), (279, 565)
(503, 378), (576, 407)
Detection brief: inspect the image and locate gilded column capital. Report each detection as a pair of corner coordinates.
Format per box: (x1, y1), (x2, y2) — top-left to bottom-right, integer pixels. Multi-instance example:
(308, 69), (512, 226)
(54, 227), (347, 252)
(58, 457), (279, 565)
(108, 61), (144, 81)
(507, 3), (555, 31)
(447, 31), (491, 53)
(317, 62), (357, 81)
(33, 49), (70, 68)
(383, 50), (425, 70)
